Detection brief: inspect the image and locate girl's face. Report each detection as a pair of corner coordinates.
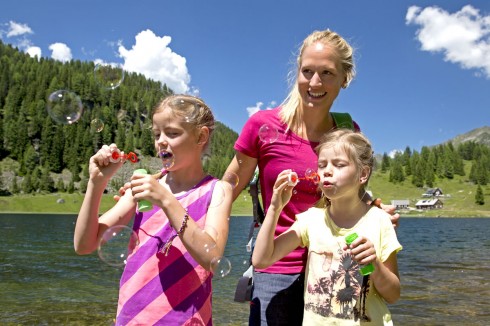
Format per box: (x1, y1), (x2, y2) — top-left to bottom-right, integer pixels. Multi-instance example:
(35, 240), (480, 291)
(297, 42), (346, 111)
(317, 144), (360, 200)
(152, 108), (202, 170)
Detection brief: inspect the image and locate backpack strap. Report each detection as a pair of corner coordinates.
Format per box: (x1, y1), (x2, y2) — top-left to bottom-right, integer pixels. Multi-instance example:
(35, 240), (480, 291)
(331, 112), (354, 130)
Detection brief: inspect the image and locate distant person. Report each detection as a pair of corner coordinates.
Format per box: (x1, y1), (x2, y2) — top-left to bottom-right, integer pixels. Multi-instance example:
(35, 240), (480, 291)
(252, 128), (402, 324)
(74, 94), (232, 325)
(224, 29), (400, 324)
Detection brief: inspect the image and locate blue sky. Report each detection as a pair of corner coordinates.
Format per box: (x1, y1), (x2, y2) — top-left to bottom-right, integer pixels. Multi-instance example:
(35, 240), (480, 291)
(1, 0), (489, 156)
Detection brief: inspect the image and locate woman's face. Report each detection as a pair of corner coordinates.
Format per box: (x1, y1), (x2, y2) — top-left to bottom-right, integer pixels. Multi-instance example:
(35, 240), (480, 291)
(297, 42), (346, 112)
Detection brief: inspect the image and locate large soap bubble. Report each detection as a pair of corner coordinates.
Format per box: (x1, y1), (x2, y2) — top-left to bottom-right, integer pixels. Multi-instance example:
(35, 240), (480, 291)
(46, 90), (83, 125)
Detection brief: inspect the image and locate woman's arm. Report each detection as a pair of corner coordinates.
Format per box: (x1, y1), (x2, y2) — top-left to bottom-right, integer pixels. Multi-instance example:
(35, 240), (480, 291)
(224, 151), (257, 201)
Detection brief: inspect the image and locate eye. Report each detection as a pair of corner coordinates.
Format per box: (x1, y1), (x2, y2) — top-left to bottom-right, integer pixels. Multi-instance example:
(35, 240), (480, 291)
(153, 133), (160, 140)
(302, 69), (314, 79)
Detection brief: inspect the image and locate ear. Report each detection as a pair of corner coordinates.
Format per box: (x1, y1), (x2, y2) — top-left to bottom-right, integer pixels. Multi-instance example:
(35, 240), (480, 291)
(359, 167), (370, 184)
(197, 126), (210, 145)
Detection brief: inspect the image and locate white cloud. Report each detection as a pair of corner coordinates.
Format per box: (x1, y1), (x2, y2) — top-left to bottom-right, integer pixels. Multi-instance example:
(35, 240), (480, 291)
(118, 29), (190, 94)
(49, 43), (72, 62)
(406, 5), (490, 78)
(247, 102), (263, 116)
(26, 46), (41, 59)
(388, 149), (402, 159)
(246, 101), (277, 117)
(6, 21), (32, 37)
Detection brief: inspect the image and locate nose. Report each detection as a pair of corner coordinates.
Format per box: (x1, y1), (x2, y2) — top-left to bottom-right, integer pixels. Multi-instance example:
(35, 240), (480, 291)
(309, 72), (323, 87)
(322, 164), (333, 177)
(157, 135), (168, 147)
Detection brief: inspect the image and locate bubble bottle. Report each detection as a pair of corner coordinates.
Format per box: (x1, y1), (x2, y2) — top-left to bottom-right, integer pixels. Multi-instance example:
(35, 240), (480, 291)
(345, 232), (375, 276)
(132, 169), (153, 212)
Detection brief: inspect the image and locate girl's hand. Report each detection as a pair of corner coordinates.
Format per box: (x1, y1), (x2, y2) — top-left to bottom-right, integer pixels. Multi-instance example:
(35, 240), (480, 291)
(89, 144), (125, 183)
(113, 181), (131, 202)
(269, 170), (295, 211)
(130, 173), (168, 207)
(344, 235), (377, 266)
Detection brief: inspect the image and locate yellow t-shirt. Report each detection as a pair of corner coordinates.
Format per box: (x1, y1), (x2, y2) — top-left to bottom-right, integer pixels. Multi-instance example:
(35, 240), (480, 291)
(295, 207), (402, 325)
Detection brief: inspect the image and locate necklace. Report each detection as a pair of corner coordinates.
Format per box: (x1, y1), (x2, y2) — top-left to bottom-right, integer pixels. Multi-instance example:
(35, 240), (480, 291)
(335, 236), (344, 255)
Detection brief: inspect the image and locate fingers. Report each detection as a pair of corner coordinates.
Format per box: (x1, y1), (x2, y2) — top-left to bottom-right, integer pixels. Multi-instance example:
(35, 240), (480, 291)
(347, 237), (376, 263)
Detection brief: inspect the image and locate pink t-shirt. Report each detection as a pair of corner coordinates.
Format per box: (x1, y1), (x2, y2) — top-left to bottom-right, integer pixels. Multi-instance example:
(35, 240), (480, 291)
(235, 107), (360, 274)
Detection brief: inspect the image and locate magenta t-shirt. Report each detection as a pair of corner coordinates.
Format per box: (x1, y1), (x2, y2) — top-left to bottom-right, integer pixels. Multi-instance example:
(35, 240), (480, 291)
(235, 107), (360, 274)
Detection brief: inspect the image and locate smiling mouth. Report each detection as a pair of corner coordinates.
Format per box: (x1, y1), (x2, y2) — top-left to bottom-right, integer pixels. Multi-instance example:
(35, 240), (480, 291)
(308, 91), (327, 98)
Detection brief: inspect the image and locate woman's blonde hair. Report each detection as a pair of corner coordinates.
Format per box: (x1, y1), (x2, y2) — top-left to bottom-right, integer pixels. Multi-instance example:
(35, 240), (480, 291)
(279, 30), (356, 132)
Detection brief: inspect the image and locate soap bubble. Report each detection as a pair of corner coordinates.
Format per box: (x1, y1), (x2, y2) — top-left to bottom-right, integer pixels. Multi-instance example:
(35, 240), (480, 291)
(46, 90), (83, 125)
(211, 256), (232, 278)
(258, 124), (278, 143)
(193, 225), (219, 254)
(208, 182), (226, 208)
(98, 225), (139, 267)
(221, 171), (239, 189)
(94, 63), (124, 90)
(90, 118), (105, 132)
(159, 151), (175, 169)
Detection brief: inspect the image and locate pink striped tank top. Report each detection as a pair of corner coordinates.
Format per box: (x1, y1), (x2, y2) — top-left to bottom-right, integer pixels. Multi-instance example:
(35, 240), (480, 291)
(116, 175), (218, 325)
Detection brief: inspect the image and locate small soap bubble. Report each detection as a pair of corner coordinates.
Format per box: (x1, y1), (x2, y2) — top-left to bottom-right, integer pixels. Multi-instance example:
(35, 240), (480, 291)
(94, 63), (125, 90)
(211, 256), (232, 278)
(90, 118), (105, 133)
(208, 182), (225, 208)
(46, 90), (83, 125)
(305, 168), (320, 183)
(258, 124), (279, 143)
(98, 225), (139, 267)
(193, 226), (219, 253)
(221, 171), (239, 189)
(159, 151), (175, 169)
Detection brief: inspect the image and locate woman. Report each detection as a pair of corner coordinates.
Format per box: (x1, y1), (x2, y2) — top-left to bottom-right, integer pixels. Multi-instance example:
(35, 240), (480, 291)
(224, 29), (399, 325)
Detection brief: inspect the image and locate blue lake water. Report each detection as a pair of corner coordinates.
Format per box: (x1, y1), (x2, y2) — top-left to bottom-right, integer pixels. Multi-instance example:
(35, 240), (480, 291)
(0, 214), (489, 325)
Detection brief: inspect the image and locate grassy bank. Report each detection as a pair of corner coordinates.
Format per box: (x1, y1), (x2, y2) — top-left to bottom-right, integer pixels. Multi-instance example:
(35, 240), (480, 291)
(1, 189), (489, 217)
(0, 191), (255, 216)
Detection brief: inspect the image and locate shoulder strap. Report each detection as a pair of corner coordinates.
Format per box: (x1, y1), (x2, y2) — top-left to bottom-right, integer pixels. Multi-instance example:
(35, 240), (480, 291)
(331, 112), (354, 130)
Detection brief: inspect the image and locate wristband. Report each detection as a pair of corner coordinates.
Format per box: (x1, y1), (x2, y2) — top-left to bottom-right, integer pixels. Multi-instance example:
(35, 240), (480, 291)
(161, 211), (189, 256)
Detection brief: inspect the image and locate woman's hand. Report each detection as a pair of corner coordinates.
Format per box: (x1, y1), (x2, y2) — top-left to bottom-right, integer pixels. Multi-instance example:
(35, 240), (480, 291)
(371, 198), (400, 229)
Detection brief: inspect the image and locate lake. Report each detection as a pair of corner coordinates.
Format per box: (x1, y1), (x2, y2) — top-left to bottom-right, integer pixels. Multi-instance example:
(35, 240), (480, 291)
(0, 214), (489, 325)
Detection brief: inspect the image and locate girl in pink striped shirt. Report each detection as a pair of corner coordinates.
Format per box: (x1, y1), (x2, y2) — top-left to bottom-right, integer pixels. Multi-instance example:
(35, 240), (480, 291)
(74, 94), (232, 325)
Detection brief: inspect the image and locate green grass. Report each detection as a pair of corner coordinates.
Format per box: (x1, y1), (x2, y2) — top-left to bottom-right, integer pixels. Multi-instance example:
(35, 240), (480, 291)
(1, 162), (489, 217)
(0, 191), (255, 216)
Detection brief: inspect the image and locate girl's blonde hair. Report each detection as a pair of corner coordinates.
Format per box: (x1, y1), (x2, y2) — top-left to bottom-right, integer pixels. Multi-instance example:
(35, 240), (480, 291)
(279, 30), (356, 132)
(315, 129), (373, 207)
(151, 94), (215, 179)
(152, 94), (215, 136)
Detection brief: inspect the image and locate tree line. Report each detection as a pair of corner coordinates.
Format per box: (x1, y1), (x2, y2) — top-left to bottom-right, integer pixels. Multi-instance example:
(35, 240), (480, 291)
(0, 40), (237, 195)
(0, 40), (487, 205)
(378, 141), (489, 204)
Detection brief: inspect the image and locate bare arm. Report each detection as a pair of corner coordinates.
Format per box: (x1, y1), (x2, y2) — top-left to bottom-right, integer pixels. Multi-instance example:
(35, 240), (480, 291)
(345, 236), (400, 304)
(252, 170), (301, 269)
(130, 175), (233, 271)
(74, 144), (136, 255)
(225, 152), (257, 201)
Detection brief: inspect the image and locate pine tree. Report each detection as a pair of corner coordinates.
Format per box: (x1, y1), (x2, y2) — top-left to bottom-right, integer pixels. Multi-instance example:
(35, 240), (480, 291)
(475, 185), (485, 205)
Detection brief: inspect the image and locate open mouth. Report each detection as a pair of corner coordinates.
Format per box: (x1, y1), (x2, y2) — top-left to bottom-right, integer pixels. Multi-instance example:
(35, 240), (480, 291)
(159, 151), (173, 160)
